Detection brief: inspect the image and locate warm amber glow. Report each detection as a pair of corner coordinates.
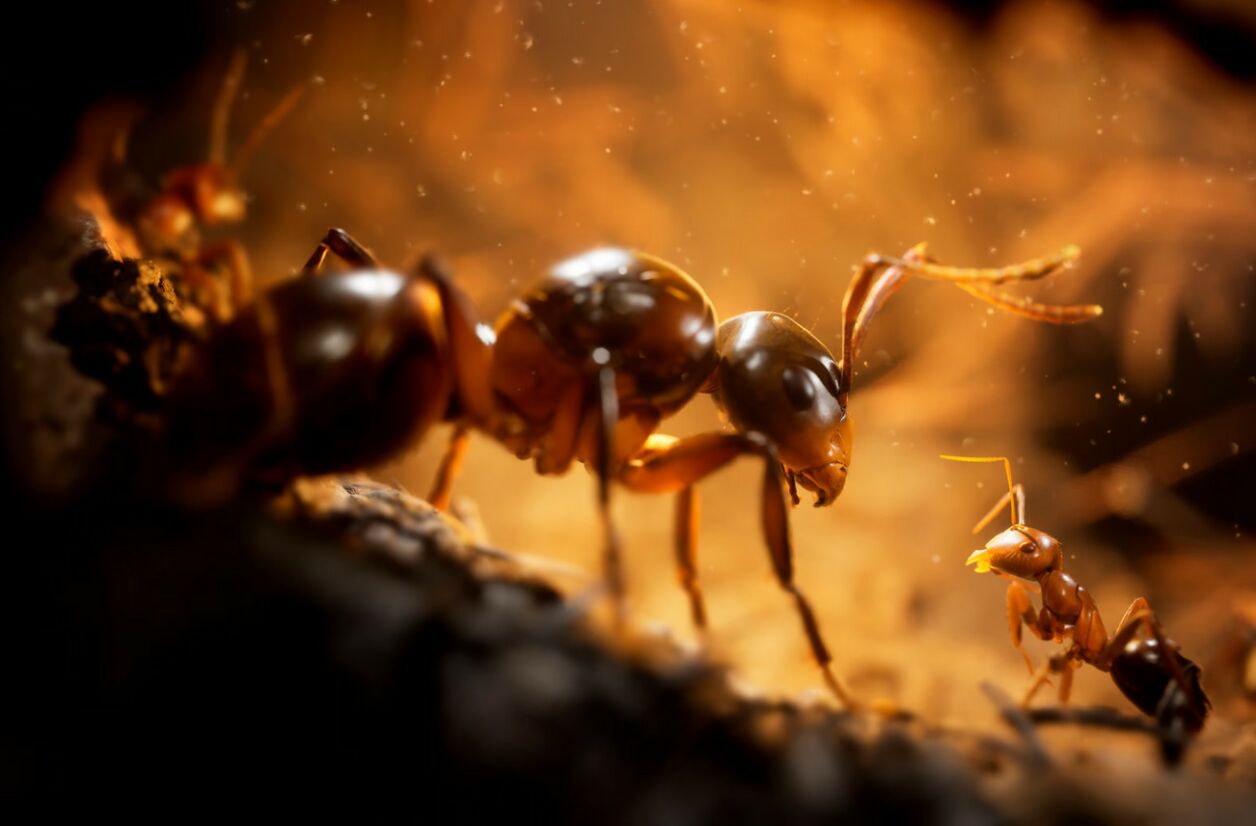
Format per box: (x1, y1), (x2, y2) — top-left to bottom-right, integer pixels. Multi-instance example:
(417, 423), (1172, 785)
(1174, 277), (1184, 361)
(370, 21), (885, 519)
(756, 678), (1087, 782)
(81, 0), (1256, 735)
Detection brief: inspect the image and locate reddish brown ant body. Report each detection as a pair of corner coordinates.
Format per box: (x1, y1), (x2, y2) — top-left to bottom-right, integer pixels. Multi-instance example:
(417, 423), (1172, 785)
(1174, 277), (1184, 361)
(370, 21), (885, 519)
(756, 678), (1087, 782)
(946, 455), (1210, 741)
(165, 228), (1100, 705)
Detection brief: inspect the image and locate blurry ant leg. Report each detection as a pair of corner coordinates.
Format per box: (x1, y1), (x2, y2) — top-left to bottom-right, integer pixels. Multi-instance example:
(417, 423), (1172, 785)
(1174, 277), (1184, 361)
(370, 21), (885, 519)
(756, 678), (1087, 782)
(594, 366), (627, 630)
(1096, 598), (1194, 694)
(302, 227), (379, 274)
(1007, 580), (1046, 675)
(195, 239), (254, 309)
(1058, 659), (1076, 704)
(252, 293), (296, 438)
(618, 431), (854, 707)
(674, 485), (708, 632)
(428, 425), (470, 511)
(1022, 655), (1067, 708)
(415, 256), (499, 428)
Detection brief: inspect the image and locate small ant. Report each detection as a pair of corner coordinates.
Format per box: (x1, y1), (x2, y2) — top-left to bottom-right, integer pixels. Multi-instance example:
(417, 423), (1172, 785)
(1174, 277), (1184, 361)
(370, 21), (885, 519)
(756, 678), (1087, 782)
(944, 455), (1210, 742)
(162, 227), (1100, 706)
(85, 51), (302, 319)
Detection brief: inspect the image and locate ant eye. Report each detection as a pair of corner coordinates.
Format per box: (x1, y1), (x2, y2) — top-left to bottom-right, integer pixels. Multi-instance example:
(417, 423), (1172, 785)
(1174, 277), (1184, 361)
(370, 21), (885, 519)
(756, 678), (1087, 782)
(781, 365), (817, 411)
(1019, 542), (1036, 554)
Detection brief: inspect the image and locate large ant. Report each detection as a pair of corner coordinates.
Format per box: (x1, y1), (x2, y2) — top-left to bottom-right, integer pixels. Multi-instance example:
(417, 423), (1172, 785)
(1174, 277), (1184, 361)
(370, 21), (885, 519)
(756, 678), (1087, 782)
(944, 455), (1210, 742)
(162, 227), (1100, 705)
(84, 51), (302, 320)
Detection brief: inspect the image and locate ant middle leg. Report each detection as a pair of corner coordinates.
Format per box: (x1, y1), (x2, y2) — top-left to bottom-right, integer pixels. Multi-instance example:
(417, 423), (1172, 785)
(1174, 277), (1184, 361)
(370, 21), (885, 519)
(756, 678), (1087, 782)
(618, 431), (855, 707)
(1022, 652), (1072, 708)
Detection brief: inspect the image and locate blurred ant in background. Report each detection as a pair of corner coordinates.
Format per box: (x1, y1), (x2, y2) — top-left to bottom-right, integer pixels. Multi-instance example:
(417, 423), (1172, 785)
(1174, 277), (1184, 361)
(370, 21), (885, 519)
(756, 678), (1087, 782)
(162, 223), (1100, 706)
(70, 50), (302, 321)
(945, 455), (1210, 746)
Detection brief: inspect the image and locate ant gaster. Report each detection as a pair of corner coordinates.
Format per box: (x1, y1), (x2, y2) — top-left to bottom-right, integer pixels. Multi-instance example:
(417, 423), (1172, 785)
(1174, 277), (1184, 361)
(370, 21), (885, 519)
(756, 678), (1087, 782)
(165, 228), (1101, 706)
(945, 455), (1210, 738)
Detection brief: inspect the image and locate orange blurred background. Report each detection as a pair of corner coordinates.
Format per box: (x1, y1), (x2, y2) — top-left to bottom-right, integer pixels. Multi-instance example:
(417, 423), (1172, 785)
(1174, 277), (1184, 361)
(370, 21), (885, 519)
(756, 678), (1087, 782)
(57, 0), (1256, 747)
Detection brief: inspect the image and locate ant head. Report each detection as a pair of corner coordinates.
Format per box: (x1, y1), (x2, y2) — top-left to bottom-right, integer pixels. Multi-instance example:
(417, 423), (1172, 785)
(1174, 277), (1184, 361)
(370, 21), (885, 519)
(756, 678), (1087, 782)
(167, 164), (247, 225)
(142, 52), (301, 245)
(942, 454), (1064, 579)
(966, 524), (1063, 579)
(713, 312), (851, 506)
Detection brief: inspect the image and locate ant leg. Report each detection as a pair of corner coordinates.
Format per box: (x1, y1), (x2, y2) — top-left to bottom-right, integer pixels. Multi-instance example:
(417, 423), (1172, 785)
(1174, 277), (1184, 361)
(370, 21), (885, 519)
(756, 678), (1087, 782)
(1058, 660), (1076, 704)
(618, 431), (855, 707)
(675, 485), (708, 631)
(428, 425), (470, 510)
(302, 227), (379, 274)
(195, 239), (254, 309)
(1007, 580), (1046, 675)
(414, 256), (499, 428)
(1096, 599), (1193, 691)
(1022, 653), (1068, 708)
(593, 366), (627, 629)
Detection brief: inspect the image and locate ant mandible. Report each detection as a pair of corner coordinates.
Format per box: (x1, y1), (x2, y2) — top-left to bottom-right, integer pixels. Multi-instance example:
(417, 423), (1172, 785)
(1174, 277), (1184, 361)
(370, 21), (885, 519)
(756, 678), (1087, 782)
(943, 455), (1210, 738)
(86, 50), (302, 319)
(164, 228), (1101, 706)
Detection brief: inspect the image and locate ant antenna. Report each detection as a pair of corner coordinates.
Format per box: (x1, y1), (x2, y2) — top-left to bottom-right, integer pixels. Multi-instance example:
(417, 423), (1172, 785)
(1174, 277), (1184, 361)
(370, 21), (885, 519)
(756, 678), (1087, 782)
(209, 50), (248, 166)
(231, 86), (305, 175)
(940, 454), (1021, 530)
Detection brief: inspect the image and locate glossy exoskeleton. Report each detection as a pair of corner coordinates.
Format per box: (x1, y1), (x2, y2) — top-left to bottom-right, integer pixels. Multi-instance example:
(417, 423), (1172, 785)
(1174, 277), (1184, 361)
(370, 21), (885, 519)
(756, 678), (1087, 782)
(947, 456), (1210, 747)
(167, 228), (1101, 705)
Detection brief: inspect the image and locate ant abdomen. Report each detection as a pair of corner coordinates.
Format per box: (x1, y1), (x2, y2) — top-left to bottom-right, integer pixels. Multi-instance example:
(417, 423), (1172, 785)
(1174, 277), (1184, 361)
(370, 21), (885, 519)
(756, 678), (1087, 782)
(1111, 637), (1211, 734)
(165, 270), (452, 488)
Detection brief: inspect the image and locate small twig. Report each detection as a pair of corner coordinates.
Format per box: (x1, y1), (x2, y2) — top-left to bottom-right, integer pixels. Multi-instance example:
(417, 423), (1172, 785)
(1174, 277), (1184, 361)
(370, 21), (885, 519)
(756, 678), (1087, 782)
(979, 681), (1050, 767)
(1023, 704), (1160, 735)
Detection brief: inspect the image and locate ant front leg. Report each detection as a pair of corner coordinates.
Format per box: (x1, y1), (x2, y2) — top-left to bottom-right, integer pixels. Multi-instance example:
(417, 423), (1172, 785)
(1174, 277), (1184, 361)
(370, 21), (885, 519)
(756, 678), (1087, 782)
(618, 431), (855, 707)
(1006, 579), (1050, 675)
